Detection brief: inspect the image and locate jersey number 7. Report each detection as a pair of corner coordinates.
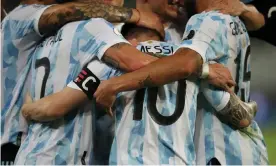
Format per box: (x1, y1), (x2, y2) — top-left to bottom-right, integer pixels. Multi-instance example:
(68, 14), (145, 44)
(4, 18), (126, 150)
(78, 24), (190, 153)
(35, 57), (51, 98)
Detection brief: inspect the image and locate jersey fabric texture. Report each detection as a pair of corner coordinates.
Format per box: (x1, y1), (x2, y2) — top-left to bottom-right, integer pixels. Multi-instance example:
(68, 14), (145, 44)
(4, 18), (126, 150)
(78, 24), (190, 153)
(14, 18), (128, 165)
(178, 11), (268, 165)
(1, 4), (51, 146)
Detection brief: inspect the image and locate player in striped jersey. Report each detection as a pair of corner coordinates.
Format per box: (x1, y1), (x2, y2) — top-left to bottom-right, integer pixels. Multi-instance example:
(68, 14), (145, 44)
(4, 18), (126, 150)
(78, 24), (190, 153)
(191, 7), (269, 166)
(21, 22), (254, 165)
(2, 3), (53, 150)
(14, 17), (165, 164)
(95, 2), (268, 165)
(1, 0), (164, 163)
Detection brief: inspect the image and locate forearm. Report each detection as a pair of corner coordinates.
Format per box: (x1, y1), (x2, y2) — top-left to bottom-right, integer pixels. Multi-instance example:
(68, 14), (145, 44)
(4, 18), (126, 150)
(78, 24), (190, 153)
(103, 43), (158, 72)
(23, 87), (87, 122)
(241, 5), (265, 31)
(110, 48), (202, 93)
(39, 0), (139, 35)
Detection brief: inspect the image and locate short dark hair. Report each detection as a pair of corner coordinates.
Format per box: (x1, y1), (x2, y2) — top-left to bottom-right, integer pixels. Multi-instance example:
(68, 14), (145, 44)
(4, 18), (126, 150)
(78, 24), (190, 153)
(121, 23), (164, 41)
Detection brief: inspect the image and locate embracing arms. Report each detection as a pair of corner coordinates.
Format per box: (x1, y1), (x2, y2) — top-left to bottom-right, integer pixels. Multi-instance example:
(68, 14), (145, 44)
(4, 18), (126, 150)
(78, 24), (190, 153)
(38, 0), (164, 36)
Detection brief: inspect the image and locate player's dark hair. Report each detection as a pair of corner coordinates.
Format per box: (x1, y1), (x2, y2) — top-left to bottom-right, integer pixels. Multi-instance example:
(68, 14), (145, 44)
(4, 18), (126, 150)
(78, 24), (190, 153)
(184, 0), (197, 18)
(121, 23), (164, 41)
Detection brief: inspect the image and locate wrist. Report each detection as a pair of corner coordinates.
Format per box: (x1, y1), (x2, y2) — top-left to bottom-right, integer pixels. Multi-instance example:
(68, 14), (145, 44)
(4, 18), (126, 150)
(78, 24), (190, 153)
(107, 78), (123, 94)
(199, 63), (209, 79)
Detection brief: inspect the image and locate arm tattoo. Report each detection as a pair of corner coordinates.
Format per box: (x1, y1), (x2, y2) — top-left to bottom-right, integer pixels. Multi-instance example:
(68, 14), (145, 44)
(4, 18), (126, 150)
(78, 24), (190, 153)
(103, 56), (120, 68)
(138, 75), (156, 88)
(39, 0), (133, 35)
(102, 43), (128, 68)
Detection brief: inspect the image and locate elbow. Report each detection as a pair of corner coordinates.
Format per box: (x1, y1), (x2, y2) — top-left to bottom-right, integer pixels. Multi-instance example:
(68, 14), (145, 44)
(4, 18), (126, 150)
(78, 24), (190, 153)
(179, 61), (197, 79)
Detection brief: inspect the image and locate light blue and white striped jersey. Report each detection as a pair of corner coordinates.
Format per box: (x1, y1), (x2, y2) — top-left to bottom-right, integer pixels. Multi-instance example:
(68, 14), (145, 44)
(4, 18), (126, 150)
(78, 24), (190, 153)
(165, 23), (183, 44)
(1, 4), (51, 146)
(109, 40), (200, 165)
(67, 37), (235, 165)
(179, 11), (269, 165)
(14, 18), (128, 165)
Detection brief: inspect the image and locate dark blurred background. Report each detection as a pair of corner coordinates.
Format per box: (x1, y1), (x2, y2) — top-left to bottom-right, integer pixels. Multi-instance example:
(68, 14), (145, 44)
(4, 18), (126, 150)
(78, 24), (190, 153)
(1, 0), (276, 164)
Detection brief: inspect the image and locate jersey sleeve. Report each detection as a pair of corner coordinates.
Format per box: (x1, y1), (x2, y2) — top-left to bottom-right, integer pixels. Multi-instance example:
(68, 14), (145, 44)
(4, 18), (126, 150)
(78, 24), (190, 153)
(7, 4), (52, 37)
(81, 18), (130, 60)
(179, 13), (233, 111)
(177, 12), (230, 63)
(200, 81), (230, 111)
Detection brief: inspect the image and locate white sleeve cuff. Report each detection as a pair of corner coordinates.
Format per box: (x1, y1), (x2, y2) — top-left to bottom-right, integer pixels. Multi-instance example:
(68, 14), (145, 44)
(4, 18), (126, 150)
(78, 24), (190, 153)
(176, 40), (209, 63)
(33, 5), (55, 37)
(67, 81), (82, 91)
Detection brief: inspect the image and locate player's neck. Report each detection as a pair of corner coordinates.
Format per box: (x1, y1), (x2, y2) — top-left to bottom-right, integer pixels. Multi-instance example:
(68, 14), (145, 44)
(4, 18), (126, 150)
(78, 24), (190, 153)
(195, 0), (209, 13)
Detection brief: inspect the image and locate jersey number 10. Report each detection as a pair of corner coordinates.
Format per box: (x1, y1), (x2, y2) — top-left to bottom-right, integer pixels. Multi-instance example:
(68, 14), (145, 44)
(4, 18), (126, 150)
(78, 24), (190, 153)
(133, 80), (187, 126)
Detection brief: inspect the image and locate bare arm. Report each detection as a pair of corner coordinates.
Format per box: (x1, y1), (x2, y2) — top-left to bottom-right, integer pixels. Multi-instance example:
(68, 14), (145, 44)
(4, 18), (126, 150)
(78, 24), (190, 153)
(94, 48), (235, 108)
(39, 0), (139, 36)
(22, 87), (87, 122)
(98, 48), (202, 93)
(240, 4), (265, 31)
(102, 43), (158, 72)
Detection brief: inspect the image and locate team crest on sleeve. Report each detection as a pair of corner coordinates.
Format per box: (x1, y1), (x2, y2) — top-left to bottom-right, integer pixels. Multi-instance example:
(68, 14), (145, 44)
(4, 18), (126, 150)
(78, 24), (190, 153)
(183, 30), (195, 41)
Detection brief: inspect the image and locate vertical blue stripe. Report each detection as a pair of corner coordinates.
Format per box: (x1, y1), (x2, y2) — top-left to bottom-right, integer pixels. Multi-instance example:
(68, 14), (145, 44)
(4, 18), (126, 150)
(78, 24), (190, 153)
(203, 110), (215, 164)
(223, 124), (242, 165)
(127, 91), (147, 165)
(186, 86), (197, 164)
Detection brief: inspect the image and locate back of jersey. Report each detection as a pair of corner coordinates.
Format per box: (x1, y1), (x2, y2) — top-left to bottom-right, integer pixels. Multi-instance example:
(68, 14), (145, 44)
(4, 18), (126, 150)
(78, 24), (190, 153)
(192, 12), (268, 165)
(14, 18), (128, 165)
(110, 40), (200, 165)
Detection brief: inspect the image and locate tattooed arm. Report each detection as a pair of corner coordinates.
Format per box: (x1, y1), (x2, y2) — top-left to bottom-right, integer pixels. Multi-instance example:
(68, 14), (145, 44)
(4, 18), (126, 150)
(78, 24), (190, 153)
(38, 0), (164, 37)
(93, 48), (235, 108)
(39, 1), (137, 35)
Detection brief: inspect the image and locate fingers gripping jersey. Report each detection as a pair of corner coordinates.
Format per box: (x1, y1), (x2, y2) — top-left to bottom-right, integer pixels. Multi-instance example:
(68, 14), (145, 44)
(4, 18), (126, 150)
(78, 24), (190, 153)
(1, 4), (51, 146)
(14, 18), (128, 165)
(179, 11), (268, 164)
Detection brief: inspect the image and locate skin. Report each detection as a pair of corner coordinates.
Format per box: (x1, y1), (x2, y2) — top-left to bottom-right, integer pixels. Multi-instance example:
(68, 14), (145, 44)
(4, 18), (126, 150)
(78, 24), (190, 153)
(17, 0), (164, 37)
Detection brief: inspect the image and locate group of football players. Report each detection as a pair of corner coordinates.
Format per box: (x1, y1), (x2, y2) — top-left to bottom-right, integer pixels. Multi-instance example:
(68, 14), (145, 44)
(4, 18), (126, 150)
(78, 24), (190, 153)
(1, 0), (270, 165)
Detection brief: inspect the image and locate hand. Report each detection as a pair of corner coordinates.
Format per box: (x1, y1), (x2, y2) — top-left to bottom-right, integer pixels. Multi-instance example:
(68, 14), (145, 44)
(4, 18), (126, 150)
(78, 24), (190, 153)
(94, 80), (117, 116)
(135, 9), (165, 39)
(207, 63), (236, 93)
(206, 0), (247, 16)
